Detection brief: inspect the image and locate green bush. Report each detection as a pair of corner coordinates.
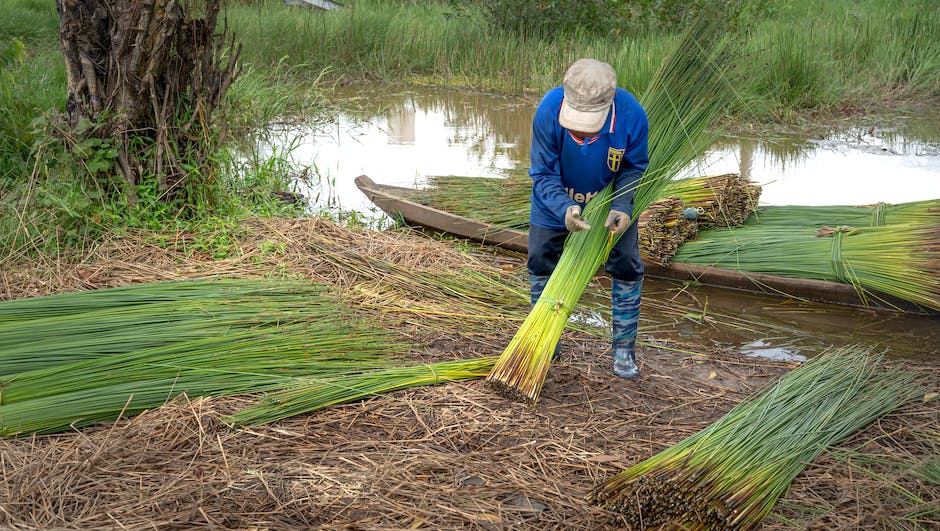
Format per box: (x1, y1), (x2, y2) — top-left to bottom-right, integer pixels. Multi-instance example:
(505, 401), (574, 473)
(0, 38), (31, 162)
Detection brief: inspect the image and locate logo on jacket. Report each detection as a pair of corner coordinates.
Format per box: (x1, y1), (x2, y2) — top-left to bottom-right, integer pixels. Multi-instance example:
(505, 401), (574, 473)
(607, 147), (626, 172)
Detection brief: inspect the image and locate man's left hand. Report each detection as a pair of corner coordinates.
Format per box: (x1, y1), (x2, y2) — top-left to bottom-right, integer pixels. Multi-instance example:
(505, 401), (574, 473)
(605, 209), (630, 235)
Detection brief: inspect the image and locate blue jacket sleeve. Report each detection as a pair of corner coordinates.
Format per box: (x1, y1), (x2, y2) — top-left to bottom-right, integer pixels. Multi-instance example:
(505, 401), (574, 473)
(610, 111), (649, 218)
(529, 102), (576, 225)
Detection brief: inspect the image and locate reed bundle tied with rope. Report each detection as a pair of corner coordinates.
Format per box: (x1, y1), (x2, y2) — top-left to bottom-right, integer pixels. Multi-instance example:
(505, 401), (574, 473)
(666, 173), (762, 229)
(486, 185), (617, 403)
(672, 204), (940, 311)
(591, 346), (924, 530)
(485, 13), (747, 403)
(748, 199), (940, 229)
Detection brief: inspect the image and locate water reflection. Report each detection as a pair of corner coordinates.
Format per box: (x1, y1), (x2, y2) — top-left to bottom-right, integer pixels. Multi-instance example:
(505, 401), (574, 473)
(260, 86), (534, 220)
(695, 125), (940, 205)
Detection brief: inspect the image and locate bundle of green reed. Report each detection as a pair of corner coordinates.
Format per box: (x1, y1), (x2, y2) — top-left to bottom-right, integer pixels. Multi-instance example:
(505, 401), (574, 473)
(666, 173), (762, 229)
(591, 346), (923, 529)
(747, 199), (940, 229)
(225, 356), (497, 426)
(0, 280), (325, 373)
(0, 280), (404, 436)
(673, 219), (940, 311)
(420, 174), (532, 230)
(486, 14), (746, 403)
(486, 184), (617, 402)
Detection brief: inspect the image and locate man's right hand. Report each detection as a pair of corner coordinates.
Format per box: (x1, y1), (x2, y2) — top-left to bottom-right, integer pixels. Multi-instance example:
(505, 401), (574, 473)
(565, 205), (591, 232)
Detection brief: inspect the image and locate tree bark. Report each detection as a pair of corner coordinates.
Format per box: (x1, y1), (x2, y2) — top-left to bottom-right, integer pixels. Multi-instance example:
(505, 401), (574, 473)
(55, 0), (240, 208)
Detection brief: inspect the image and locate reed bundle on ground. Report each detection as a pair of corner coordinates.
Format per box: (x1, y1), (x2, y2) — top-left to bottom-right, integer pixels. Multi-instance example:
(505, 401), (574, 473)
(485, 15), (746, 403)
(591, 346), (924, 529)
(0, 280), (333, 373)
(0, 279), (404, 436)
(666, 173), (762, 229)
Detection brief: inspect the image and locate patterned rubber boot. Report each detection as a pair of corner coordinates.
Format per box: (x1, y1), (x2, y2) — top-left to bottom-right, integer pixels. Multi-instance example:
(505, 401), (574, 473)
(611, 278), (643, 379)
(530, 275), (562, 360)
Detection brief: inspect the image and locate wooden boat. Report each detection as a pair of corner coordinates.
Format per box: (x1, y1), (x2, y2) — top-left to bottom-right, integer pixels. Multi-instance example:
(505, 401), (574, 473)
(355, 174), (927, 313)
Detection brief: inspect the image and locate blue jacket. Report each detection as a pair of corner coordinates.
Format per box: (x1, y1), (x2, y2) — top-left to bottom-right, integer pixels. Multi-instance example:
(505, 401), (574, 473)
(528, 86), (649, 230)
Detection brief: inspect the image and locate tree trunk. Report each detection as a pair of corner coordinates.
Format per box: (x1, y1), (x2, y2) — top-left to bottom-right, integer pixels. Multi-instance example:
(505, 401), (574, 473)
(55, 0), (240, 208)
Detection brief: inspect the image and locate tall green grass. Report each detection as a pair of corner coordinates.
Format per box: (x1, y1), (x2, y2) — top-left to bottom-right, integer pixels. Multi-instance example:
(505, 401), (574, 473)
(740, 0), (940, 114)
(2, 0), (936, 129)
(224, 0), (939, 112)
(225, 0), (665, 95)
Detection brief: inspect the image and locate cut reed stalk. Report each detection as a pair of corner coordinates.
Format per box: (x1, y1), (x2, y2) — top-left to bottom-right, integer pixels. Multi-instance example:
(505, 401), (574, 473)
(666, 173), (762, 229)
(486, 185), (617, 403)
(673, 220), (940, 311)
(225, 356), (497, 427)
(0, 280), (326, 373)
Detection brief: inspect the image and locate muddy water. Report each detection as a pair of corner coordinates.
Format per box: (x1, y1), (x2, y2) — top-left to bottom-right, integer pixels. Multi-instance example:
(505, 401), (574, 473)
(257, 85), (940, 360)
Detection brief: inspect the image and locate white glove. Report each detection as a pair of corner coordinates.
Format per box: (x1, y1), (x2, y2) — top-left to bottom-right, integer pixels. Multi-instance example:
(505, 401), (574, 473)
(564, 205), (591, 232)
(605, 209), (630, 235)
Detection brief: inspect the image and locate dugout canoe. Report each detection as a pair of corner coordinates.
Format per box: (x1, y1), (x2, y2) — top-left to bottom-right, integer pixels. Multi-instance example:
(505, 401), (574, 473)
(355, 174), (927, 313)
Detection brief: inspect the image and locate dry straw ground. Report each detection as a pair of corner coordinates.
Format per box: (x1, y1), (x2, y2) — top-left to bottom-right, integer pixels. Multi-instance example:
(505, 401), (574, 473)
(0, 217), (937, 529)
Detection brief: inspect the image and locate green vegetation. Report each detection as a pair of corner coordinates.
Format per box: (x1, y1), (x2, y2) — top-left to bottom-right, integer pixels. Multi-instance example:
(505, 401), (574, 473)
(672, 204), (940, 312)
(0, 0), (937, 259)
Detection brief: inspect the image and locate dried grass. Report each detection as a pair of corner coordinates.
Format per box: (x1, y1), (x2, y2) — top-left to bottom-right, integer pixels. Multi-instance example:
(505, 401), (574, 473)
(0, 216), (936, 529)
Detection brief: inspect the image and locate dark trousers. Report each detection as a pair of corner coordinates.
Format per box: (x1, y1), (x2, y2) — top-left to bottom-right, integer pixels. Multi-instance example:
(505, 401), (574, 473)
(527, 223), (644, 282)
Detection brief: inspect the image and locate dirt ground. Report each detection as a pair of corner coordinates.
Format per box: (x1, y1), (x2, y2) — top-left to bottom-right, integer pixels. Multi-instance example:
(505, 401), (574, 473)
(0, 217), (937, 529)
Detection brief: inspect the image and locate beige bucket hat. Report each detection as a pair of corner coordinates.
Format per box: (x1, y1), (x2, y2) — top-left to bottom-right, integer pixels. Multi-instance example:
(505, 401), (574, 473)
(559, 58), (617, 134)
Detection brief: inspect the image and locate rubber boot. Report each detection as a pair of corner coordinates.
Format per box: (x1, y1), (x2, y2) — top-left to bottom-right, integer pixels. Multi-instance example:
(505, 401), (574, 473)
(529, 275), (550, 309)
(611, 278), (643, 379)
(530, 275), (562, 360)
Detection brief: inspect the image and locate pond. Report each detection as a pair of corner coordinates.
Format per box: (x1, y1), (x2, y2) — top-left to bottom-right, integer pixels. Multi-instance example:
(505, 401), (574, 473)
(260, 85), (940, 217)
(255, 85), (940, 360)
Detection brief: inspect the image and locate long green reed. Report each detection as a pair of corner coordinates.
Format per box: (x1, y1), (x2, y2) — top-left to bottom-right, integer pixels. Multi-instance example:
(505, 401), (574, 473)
(591, 346), (924, 529)
(746, 200), (940, 229)
(0, 280), (339, 373)
(673, 220), (940, 311)
(0, 279), (405, 436)
(226, 356), (497, 427)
